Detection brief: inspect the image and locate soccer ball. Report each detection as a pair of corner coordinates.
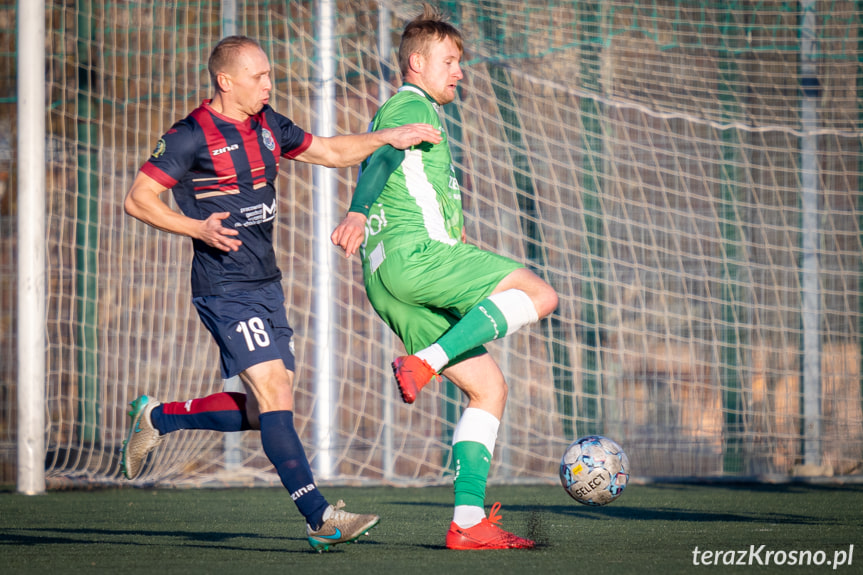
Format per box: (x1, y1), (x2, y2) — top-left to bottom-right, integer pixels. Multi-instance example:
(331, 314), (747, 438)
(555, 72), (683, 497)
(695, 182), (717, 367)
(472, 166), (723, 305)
(559, 435), (630, 506)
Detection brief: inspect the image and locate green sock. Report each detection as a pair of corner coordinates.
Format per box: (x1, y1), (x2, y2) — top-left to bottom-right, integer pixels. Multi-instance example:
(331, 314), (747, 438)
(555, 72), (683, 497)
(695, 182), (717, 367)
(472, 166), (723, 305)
(452, 440), (492, 508)
(438, 298), (508, 361)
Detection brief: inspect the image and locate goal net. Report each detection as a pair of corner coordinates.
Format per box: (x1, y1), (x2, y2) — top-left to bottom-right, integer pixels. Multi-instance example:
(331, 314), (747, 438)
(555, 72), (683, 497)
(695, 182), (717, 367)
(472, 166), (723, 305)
(3, 0), (863, 488)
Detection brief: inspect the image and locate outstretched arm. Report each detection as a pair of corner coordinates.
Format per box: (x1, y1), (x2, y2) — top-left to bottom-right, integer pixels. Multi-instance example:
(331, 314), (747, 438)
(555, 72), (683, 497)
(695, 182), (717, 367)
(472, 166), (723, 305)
(124, 171), (242, 252)
(294, 123), (440, 167)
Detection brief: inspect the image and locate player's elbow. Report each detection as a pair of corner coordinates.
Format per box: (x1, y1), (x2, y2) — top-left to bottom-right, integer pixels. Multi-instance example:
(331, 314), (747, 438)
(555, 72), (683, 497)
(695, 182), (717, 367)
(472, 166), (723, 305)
(123, 191), (144, 220)
(123, 194), (136, 217)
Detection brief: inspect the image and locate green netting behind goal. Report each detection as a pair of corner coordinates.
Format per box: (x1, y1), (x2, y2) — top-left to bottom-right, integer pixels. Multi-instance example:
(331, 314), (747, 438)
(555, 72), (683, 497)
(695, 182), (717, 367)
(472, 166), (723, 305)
(1, 0), (861, 488)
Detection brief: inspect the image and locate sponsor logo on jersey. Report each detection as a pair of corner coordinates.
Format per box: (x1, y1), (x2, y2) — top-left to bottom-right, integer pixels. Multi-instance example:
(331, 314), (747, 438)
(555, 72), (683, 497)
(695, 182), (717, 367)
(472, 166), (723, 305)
(151, 138), (166, 158)
(261, 128), (276, 151)
(261, 198), (277, 222)
(237, 199), (278, 227)
(212, 143), (239, 156)
(365, 208), (388, 237)
(448, 165), (460, 192)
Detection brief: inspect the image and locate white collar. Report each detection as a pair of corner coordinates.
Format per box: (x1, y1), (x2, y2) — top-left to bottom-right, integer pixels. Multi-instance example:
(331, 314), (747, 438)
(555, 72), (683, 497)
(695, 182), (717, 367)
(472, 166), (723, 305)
(397, 85), (440, 111)
(398, 85), (426, 98)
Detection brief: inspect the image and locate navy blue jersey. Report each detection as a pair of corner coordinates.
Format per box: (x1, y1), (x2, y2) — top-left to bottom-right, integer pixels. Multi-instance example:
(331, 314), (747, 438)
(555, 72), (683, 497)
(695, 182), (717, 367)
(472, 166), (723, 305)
(140, 100), (312, 297)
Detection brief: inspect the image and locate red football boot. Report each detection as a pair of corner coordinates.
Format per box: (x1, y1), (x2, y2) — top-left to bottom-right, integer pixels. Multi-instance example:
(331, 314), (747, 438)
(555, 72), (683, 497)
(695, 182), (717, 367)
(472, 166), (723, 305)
(392, 355), (441, 404)
(445, 502), (535, 550)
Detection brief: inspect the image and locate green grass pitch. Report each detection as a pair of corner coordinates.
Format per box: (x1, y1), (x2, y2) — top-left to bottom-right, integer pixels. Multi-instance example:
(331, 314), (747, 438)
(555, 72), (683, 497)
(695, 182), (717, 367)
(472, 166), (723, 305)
(2, 482), (861, 574)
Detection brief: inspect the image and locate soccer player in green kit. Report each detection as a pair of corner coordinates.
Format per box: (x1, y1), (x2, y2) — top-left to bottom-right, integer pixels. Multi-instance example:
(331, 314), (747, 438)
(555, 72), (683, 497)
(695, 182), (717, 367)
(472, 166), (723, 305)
(331, 4), (558, 550)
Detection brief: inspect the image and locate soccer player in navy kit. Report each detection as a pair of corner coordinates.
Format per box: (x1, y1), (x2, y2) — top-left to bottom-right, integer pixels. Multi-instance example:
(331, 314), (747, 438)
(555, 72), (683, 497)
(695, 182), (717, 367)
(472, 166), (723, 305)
(122, 35), (441, 552)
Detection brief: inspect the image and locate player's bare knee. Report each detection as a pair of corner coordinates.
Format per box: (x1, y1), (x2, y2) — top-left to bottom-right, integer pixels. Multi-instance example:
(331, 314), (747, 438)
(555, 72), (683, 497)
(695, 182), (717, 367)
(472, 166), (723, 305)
(517, 270), (558, 319)
(241, 365), (295, 412)
(499, 381), (509, 405)
(534, 283), (558, 319)
(482, 378), (508, 407)
(268, 380), (295, 411)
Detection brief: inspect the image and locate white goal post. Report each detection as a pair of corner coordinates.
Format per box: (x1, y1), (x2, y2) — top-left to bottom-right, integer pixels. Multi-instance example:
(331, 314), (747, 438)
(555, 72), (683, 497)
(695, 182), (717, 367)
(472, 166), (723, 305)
(16, 0), (47, 495)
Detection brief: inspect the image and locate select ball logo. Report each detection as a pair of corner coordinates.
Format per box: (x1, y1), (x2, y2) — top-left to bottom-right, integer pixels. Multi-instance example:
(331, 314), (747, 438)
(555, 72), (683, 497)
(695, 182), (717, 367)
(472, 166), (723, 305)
(569, 465), (612, 500)
(560, 435), (630, 506)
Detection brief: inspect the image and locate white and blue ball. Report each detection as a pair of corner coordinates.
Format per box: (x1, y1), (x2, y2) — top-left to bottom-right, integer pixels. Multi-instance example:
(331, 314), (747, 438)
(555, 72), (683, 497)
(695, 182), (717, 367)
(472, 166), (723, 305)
(560, 435), (630, 506)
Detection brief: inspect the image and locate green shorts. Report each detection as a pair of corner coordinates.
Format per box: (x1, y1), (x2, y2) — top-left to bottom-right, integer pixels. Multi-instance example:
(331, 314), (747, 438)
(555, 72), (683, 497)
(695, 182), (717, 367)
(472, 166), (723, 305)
(363, 239), (522, 358)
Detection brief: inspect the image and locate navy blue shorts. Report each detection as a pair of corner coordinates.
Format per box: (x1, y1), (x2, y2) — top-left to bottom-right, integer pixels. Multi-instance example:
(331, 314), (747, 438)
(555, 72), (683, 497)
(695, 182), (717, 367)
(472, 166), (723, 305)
(193, 282), (296, 379)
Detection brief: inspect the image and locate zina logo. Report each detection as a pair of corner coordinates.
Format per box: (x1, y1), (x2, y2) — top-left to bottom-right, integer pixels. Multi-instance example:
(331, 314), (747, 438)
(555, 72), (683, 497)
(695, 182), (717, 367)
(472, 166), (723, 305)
(291, 483), (316, 501)
(212, 143), (239, 156)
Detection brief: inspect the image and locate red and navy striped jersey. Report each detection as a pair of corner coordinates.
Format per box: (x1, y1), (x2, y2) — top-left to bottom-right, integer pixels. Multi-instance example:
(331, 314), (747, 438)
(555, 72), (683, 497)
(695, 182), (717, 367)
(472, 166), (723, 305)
(140, 100), (312, 297)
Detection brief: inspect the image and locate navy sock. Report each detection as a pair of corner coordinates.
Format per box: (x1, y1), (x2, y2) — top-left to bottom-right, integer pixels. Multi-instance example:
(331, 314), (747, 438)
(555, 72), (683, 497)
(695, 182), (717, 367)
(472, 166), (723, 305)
(150, 392), (252, 434)
(259, 410), (329, 529)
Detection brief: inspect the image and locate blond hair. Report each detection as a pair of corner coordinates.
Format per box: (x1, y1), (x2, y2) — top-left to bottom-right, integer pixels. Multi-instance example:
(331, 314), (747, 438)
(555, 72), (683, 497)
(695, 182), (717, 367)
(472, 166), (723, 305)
(398, 3), (463, 77)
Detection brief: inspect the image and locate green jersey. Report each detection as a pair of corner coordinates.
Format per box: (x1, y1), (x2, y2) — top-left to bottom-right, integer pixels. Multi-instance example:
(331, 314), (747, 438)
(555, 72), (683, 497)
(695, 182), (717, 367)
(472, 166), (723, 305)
(358, 84), (463, 272)
(349, 85), (523, 353)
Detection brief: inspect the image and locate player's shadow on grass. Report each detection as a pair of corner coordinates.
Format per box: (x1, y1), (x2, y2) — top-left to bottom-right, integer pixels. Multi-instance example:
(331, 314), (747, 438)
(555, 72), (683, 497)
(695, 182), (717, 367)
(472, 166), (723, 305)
(0, 526), (341, 554)
(544, 504), (827, 525)
(395, 500), (828, 526)
(645, 480), (863, 494)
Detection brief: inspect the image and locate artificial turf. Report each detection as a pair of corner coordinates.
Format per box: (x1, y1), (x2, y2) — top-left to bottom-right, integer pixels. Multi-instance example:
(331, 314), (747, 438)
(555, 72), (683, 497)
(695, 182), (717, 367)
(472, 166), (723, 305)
(2, 482), (861, 574)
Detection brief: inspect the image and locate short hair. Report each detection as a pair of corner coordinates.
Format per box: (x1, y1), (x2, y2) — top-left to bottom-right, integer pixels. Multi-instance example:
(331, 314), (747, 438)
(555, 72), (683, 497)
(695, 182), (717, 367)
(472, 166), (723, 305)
(208, 35), (263, 90)
(398, 3), (463, 77)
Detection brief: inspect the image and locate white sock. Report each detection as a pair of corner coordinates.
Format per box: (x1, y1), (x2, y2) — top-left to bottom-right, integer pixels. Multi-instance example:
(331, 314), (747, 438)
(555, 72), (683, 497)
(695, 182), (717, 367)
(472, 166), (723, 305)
(453, 505), (485, 529)
(451, 408), (500, 528)
(415, 343), (449, 373)
(487, 289), (539, 333)
(452, 407), (500, 454)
